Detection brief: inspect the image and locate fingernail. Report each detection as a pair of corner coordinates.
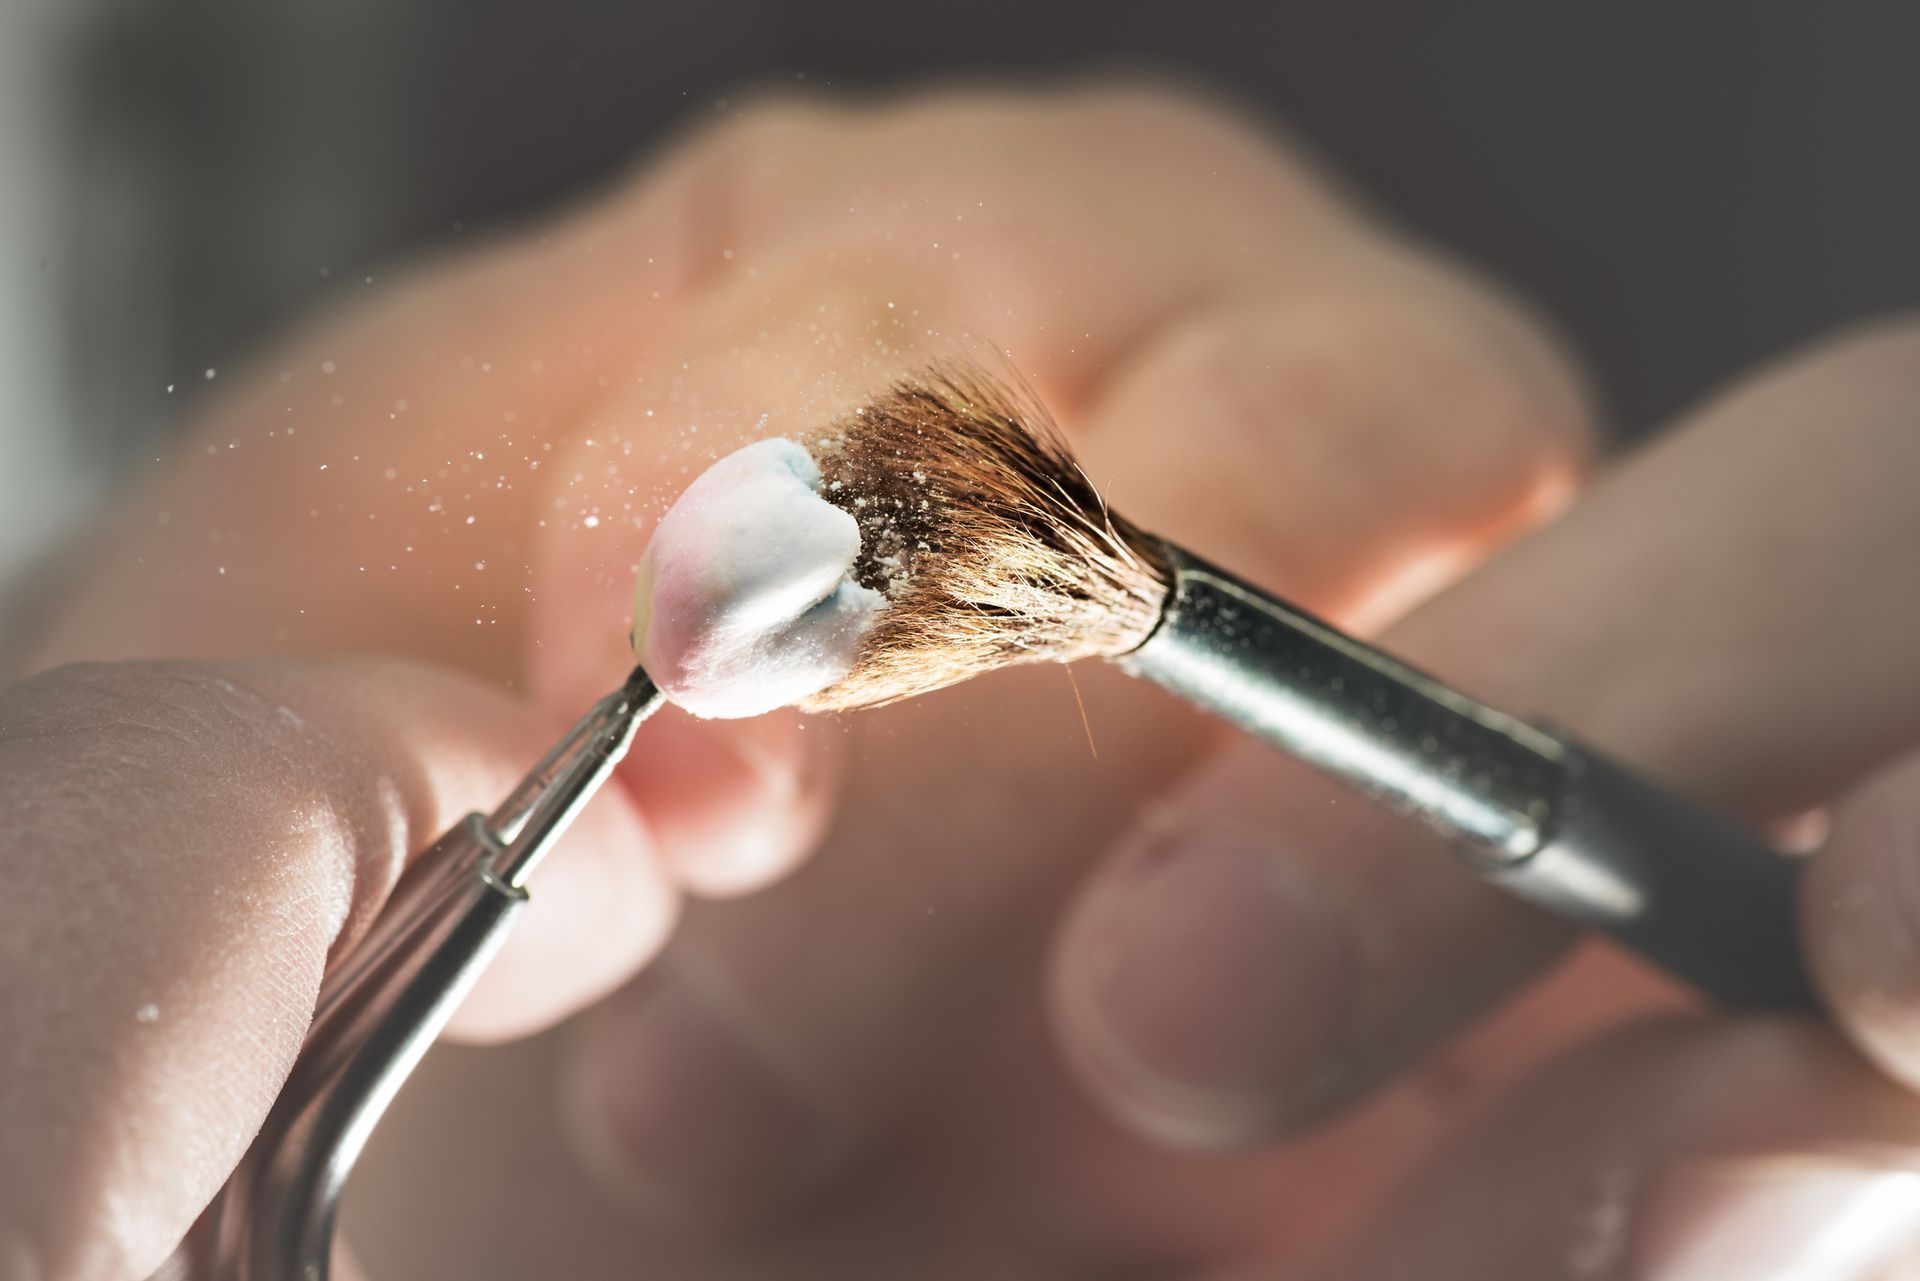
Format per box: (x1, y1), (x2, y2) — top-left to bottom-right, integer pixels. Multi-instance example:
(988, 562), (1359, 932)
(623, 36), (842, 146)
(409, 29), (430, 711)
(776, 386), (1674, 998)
(1629, 1154), (1920, 1280)
(562, 974), (827, 1228)
(1054, 818), (1361, 1148)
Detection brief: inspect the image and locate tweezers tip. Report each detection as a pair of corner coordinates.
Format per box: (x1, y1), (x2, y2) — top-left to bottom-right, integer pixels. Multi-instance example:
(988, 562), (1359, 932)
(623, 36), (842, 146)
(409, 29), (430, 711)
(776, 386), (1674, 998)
(622, 664), (660, 707)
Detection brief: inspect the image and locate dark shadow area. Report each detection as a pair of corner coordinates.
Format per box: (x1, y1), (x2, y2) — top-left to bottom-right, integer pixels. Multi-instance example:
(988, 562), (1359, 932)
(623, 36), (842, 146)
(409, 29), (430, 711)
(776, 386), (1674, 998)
(60, 1), (1920, 459)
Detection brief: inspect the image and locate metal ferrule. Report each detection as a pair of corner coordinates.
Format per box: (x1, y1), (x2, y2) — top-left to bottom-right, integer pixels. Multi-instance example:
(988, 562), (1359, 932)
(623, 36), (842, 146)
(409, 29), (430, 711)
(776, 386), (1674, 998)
(1118, 543), (1812, 1010)
(1121, 543), (1567, 866)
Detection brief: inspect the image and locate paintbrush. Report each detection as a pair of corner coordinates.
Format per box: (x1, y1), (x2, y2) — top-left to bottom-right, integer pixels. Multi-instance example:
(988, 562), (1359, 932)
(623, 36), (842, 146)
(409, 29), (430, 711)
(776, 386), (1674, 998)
(767, 365), (1810, 1009)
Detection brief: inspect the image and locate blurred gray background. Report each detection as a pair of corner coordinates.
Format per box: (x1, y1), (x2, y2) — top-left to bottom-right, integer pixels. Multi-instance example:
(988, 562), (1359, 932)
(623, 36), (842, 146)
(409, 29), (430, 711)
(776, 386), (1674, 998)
(4, 1), (1918, 588)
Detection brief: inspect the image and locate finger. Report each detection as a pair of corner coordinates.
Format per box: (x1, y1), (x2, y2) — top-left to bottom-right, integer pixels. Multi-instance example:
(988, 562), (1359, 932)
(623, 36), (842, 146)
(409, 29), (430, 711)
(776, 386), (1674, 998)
(0, 657), (664, 1280)
(1808, 746), (1920, 1092)
(1073, 253), (1589, 627)
(1054, 318), (1920, 1149)
(1232, 1020), (1920, 1281)
(544, 92), (1591, 1226)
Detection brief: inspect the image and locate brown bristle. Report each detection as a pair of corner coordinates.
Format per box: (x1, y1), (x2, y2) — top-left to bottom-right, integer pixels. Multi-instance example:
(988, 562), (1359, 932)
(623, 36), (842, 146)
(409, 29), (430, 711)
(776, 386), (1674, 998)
(798, 364), (1170, 711)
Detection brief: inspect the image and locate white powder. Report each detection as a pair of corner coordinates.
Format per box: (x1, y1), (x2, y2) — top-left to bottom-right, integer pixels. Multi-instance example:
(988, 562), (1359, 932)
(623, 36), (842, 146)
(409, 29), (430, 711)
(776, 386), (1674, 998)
(633, 438), (882, 718)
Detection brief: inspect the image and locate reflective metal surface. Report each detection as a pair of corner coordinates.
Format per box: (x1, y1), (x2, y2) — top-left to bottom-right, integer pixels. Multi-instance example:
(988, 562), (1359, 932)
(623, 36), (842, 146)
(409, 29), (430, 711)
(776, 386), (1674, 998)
(1123, 544), (1567, 865)
(1122, 545), (1813, 1009)
(201, 669), (662, 1280)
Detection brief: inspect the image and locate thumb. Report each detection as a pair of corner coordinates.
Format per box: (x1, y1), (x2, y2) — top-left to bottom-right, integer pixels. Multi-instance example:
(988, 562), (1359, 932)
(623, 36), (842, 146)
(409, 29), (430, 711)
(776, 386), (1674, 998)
(0, 658), (665, 1281)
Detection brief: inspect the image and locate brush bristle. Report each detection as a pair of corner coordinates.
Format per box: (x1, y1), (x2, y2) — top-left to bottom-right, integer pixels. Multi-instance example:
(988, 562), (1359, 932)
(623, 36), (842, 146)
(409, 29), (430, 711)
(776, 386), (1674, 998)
(798, 364), (1170, 711)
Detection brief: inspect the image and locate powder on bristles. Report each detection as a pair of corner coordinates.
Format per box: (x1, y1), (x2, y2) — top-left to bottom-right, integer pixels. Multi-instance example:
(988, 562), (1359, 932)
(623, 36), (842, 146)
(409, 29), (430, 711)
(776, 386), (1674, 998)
(799, 364), (1170, 711)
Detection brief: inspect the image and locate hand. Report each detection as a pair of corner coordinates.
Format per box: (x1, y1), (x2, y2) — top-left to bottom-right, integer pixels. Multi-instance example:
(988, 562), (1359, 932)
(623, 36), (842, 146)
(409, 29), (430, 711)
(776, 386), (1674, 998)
(1106, 320), (1920, 1280)
(12, 80), (1776, 1279)
(0, 657), (656, 1280)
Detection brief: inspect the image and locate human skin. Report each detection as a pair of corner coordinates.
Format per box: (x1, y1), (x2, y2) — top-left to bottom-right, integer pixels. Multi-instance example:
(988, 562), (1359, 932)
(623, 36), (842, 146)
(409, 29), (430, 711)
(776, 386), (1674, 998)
(6, 83), (1920, 1280)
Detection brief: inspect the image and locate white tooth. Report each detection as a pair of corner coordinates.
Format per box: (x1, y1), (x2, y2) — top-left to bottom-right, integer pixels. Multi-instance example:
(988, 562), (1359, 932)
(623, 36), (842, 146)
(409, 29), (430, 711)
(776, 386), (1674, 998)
(633, 437), (882, 719)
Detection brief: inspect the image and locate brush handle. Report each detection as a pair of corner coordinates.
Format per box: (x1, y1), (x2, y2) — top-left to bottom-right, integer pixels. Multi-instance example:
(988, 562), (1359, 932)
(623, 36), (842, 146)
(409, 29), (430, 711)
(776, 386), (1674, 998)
(1119, 544), (1816, 1010)
(1493, 737), (1812, 1007)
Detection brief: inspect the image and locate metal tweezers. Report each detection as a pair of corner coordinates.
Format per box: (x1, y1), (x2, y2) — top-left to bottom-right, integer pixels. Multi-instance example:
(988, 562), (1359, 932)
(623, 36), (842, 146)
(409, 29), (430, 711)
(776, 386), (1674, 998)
(199, 667), (664, 1279)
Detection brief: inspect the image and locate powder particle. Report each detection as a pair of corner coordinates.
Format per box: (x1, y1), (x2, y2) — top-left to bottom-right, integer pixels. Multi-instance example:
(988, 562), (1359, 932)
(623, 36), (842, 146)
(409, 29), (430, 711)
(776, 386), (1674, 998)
(633, 438), (882, 718)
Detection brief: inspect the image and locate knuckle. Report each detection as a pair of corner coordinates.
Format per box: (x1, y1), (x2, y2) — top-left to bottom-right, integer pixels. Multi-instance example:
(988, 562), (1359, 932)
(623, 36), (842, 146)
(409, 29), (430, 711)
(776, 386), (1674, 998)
(1065, 81), (1284, 162)
(1056, 80), (1335, 205)
(708, 92), (847, 153)
(662, 91), (850, 186)
(615, 92), (853, 288)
